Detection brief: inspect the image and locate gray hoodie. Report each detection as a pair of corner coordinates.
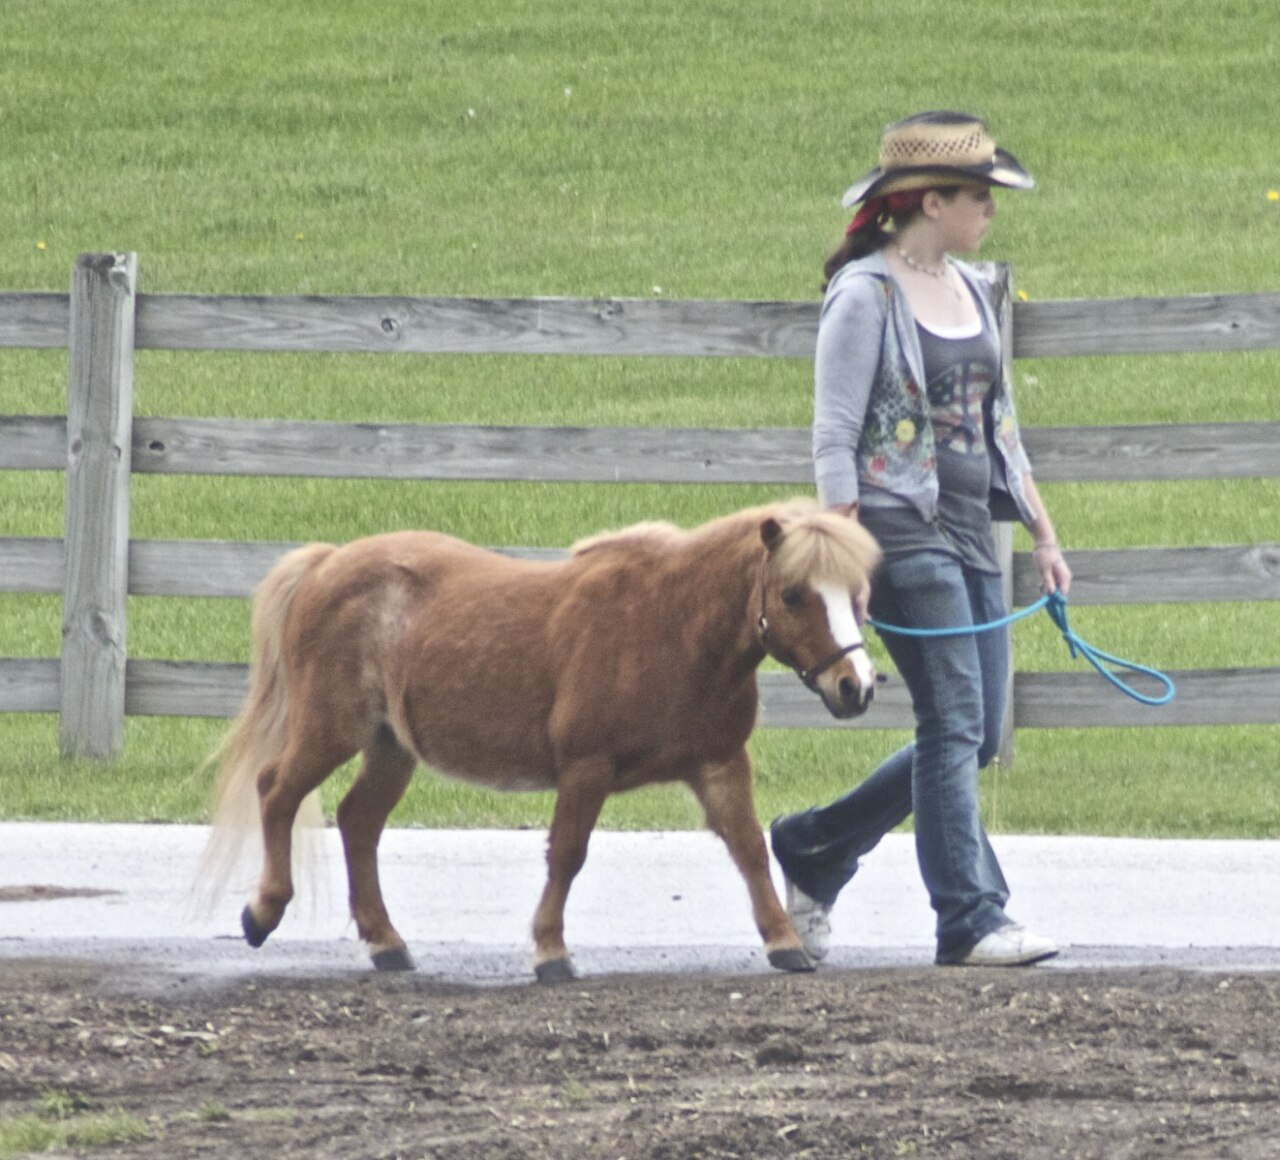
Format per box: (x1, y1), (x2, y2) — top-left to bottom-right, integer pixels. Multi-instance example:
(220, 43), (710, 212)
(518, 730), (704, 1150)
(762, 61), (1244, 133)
(812, 250), (1035, 525)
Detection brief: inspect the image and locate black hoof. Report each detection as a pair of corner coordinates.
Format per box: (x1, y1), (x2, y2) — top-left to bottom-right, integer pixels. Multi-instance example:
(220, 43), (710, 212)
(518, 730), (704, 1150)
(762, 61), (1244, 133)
(241, 905), (270, 949)
(534, 958), (577, 985)
(768, 947), (816, 973)
(371, 946), (416, 972)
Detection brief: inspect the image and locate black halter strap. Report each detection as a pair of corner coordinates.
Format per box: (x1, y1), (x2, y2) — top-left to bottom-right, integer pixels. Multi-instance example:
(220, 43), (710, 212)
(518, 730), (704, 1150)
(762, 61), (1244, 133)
(755, 557), (866, 692)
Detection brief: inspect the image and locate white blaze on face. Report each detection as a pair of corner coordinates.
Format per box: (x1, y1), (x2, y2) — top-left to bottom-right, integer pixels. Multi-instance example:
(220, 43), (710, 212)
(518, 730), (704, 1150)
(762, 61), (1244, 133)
(817, 582), (876, 692)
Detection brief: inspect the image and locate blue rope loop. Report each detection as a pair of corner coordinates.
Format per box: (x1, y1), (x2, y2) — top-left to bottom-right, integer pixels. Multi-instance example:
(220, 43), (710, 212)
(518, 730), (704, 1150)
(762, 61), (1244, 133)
(868, 590), (1176, 706)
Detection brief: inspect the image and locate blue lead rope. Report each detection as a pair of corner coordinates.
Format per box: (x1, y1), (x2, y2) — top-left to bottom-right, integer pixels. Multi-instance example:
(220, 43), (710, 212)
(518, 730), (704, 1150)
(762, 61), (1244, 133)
(868, 590), (1176, 706)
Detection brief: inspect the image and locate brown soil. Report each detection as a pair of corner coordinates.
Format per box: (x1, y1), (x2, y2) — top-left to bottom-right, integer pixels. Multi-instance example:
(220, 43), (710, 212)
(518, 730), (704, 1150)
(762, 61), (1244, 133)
(2, 959), (1277, 1159)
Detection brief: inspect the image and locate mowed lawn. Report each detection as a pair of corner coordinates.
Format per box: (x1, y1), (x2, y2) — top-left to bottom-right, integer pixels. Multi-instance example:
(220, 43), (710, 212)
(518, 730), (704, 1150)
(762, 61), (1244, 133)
(0, 0), (1276, 834)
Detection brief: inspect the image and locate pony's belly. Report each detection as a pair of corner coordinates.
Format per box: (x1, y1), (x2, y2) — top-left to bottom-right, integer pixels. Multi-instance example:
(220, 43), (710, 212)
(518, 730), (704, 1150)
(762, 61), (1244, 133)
(430, 763), (557, 794)
(407, 728), (558, 794)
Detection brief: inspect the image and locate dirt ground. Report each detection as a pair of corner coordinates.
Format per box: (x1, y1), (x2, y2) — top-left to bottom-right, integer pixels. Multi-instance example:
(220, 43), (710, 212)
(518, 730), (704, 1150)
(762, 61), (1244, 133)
(2, 959), (1279, 1159)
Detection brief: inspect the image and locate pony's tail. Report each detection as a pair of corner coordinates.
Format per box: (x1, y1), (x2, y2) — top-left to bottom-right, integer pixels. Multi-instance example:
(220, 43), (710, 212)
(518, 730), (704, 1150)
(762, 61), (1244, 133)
(193, 543), (337, 915)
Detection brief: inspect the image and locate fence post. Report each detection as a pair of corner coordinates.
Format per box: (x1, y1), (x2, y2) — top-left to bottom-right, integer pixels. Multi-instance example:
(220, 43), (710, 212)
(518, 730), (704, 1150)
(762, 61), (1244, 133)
(60, 252), (138, 759)
(994, 520), (1017, 767)
(994, 262), (1018, 768)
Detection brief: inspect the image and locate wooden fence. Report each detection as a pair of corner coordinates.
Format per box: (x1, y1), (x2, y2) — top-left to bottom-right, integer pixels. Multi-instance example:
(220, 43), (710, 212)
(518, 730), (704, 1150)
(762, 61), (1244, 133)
(2, 252), (1278, 759)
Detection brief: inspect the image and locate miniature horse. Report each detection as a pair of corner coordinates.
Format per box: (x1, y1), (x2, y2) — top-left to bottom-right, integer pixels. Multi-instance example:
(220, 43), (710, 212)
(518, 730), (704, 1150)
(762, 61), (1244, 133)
(199, 498), (881, 981)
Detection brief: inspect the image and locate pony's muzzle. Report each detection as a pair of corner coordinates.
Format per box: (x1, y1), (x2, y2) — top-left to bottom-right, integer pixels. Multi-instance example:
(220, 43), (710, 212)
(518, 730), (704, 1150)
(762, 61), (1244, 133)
(818, 663), (876, 719)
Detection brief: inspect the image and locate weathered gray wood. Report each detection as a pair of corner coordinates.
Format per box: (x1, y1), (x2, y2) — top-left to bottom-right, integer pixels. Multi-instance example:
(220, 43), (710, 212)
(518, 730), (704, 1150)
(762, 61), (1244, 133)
(6, 536), (1278, 605)
(6, 287), (1280, 359)
(47, 661), (1266, 729)
(0, 292), (71, 349)
(1013, 293), (1280, 357)
(1021, 422), (1280, 482)
(6, 414), (1277, 483)
(59, 253), (137, 759)
(994, 521), (1017, 765)
(3, 271), (1280, 749)
(129, 539), (303, 598)
(123, 660), (247, 718)
(123, 417), (1280, 484)
(0, 537), (63, 593)
(129, 290), (1280, 359)
(992, 268), (1020, 766)
(3, 655), (1274, 728)
(1012, 668), (1280, 728)
(1013, 545), (1280, 605)
(130, 417), (818, 483)
(135, 293), (822, 358)
(0, 416), (66, 469)
(0, 658), (59, 712)
(757, 669), (1279, 729)
(125, 539), (564, 597)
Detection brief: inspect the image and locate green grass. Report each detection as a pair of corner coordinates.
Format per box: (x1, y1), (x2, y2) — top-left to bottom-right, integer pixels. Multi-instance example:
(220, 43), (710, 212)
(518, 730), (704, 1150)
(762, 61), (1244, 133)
(0, 1090), (150, 1157)
(1, 0), (1277, 836)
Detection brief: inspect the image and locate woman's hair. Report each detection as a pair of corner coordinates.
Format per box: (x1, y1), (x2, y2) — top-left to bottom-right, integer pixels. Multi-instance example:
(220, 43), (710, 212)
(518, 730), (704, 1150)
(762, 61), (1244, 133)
(822, 186), (964, 291)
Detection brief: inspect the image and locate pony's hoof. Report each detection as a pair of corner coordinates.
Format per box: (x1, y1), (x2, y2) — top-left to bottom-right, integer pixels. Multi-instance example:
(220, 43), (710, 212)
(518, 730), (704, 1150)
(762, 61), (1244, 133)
(371, 946), (416, 973)
(534, 958), (577, 985)
(768, 947), (816, 973)
(241, 905), (270, 949)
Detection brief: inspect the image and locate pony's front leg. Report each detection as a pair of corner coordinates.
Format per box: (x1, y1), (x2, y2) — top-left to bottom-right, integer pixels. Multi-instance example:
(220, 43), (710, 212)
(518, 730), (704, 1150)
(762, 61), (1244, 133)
(691, 752), (814, 973)
(532, 755), (611, 984)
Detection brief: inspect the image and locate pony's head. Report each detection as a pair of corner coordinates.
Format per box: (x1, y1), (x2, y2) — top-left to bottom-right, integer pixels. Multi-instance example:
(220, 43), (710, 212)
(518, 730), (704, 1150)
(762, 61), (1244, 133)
(756, 500), (882, 719)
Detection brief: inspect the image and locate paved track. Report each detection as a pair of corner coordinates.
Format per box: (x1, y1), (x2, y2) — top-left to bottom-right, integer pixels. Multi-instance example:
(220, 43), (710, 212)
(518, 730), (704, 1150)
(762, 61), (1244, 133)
(3, 824), (1279, 986)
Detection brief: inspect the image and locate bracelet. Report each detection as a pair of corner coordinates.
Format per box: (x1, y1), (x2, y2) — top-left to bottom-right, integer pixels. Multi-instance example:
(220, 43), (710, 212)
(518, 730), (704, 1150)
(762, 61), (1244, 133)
(1032, 541), (1059, 552)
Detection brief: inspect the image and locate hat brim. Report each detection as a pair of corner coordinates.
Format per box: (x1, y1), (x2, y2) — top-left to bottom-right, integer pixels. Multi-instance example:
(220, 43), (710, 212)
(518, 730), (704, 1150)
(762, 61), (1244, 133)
(840, 148), (1034, 209)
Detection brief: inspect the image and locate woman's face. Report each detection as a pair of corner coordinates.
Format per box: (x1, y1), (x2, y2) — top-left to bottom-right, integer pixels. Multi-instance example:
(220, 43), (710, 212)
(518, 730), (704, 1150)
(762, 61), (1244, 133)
(933, 187), (997, 254)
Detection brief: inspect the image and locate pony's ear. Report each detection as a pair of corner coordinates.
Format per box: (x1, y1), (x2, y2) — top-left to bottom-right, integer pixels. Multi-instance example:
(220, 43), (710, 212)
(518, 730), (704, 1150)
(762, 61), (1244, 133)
(760, 517), (785, 553)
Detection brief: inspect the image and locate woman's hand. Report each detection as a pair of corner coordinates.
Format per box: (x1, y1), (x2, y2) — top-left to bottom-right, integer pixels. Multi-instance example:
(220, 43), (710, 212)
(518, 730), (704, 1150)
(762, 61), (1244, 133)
(854, 577), (872, 624)
(1032, 542), (1072, 596)
(828, 503), (872, 618)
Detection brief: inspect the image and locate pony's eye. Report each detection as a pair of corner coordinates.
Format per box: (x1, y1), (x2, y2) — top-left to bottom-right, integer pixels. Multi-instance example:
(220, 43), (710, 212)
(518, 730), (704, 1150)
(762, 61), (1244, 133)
(780, 586), (805, 608)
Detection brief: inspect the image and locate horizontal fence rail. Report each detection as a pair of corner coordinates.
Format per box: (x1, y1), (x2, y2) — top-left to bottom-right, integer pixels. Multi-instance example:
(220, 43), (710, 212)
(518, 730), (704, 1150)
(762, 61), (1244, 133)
(1, 254), (1278, 758)
(1, 657), (1277, 731)
(4, 536), (1279, 606)
(4, 288), (1280, 357)
(5, 416), (1278, 484)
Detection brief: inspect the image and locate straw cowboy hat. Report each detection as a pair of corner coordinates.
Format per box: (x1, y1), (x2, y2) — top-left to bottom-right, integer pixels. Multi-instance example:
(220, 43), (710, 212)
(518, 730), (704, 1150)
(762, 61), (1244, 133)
(841, 110), (1035, 209)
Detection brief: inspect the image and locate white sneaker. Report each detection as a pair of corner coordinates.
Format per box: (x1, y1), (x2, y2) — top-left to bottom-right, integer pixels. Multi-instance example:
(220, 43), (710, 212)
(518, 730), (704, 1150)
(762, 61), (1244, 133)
(785, 879), (832, 962)
(954, 925), (1058, 967)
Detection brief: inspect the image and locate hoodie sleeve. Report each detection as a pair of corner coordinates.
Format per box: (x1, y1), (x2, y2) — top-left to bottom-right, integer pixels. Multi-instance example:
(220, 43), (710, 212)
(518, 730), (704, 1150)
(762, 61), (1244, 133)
(812, 271), (888, 508)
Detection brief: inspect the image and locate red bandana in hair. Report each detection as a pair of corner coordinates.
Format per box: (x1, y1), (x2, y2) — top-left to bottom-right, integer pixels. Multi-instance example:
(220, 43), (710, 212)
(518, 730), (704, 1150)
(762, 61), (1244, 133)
(846, 189), (928, 235)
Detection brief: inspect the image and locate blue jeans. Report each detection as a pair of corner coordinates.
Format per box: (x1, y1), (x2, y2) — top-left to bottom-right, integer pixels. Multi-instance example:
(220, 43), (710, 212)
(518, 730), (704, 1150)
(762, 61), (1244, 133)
(771, 551), (1013, 963)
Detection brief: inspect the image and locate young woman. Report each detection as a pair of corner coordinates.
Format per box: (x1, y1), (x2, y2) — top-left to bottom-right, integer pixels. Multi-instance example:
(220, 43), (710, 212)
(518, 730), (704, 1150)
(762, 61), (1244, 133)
(771, 111), (1072, 967)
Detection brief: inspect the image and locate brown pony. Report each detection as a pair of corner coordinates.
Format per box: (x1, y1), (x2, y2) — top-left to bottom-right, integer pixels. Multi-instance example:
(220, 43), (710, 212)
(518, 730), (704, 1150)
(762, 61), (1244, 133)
(200, 498), (881, 981)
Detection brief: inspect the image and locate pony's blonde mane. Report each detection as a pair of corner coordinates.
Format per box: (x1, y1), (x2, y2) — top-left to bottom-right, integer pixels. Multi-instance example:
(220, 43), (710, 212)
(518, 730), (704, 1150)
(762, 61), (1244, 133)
(571, 520), (683, 557)
(570, 499), (880, 585)
(763, 498), (882, 588)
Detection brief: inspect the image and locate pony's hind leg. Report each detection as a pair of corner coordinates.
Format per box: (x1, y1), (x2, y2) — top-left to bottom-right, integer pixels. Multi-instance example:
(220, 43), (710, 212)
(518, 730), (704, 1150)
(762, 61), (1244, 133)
(337, 725), (418, 971)
(690, 752), (814, 973)
(532, 755), (611, 984)
(242, 727), (355, 949)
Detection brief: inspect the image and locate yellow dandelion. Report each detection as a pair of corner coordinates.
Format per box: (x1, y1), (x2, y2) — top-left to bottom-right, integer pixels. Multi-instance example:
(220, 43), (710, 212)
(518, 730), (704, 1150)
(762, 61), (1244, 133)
(1016, 289), (1029, 302)
(36, 241), (47, 251)
(295, 232), (305, 241)
(1268, 190), (1279, 202)
(895, 418), (916, 444)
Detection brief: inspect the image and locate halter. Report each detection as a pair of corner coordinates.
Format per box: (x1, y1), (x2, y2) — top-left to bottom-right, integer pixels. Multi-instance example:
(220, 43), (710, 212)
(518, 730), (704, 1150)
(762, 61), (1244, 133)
(755, 556), (866, 693)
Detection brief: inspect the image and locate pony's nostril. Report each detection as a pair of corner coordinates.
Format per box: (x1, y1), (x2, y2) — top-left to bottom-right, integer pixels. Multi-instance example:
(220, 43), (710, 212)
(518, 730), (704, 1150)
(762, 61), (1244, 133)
(839, 676), (857, 703)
